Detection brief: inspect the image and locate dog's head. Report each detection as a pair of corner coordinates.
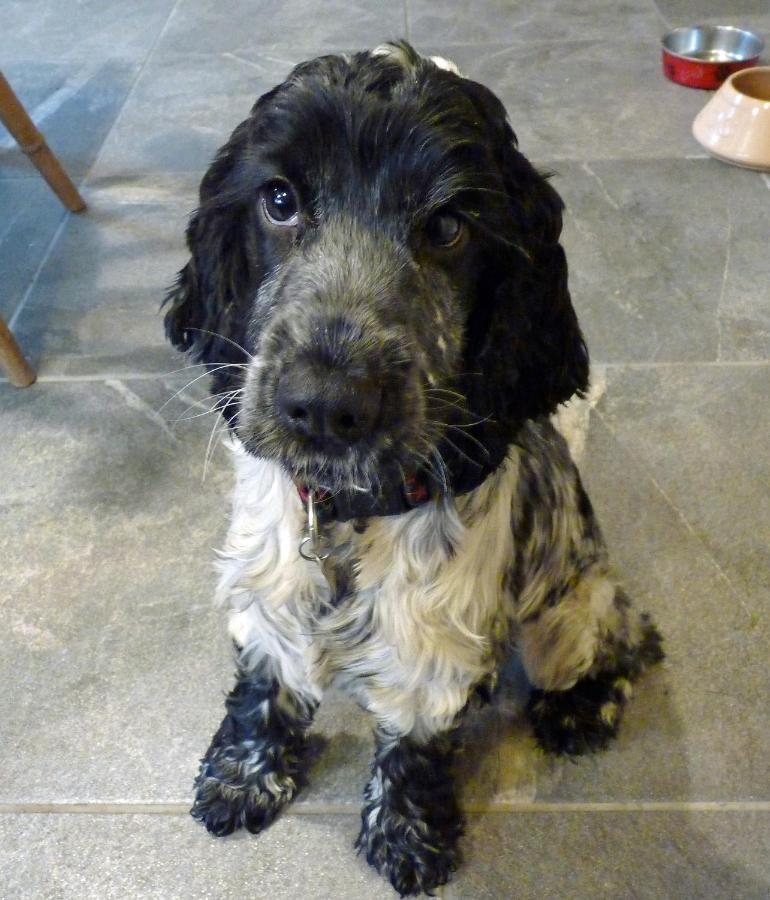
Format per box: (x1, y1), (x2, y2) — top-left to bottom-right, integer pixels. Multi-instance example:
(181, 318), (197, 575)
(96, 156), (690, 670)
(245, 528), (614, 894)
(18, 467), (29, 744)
(165, 43), (588, 495)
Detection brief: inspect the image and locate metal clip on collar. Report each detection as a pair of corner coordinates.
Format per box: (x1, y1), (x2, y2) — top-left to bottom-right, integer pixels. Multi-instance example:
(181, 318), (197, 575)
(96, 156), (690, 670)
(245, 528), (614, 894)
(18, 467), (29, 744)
(299, 490), (331, 563)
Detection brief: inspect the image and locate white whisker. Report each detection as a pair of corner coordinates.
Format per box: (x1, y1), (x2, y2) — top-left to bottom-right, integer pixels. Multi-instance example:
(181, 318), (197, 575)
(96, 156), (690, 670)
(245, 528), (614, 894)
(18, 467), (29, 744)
(173, 389), (243, 423)
(157, 363), (247, 415)
(437, 431), (483, 469)
(187, 327), (256, 362)
(202, 412), (230, 482)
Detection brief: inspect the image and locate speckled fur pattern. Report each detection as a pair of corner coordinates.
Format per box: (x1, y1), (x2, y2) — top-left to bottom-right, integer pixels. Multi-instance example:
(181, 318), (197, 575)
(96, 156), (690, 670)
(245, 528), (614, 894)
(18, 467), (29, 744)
(196, 421), (662, 895)
(165, 42), (663, 896)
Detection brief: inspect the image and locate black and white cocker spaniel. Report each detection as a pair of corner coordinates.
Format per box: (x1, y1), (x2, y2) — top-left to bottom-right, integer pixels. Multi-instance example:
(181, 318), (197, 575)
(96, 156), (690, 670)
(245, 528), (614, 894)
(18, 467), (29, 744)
(164, 42), (663, 896)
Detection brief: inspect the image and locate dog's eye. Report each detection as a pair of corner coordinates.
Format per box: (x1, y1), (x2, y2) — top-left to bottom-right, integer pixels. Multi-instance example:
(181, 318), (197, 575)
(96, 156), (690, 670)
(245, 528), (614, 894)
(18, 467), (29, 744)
(261, 181), (299, 226)
(426, 211), (464, 248)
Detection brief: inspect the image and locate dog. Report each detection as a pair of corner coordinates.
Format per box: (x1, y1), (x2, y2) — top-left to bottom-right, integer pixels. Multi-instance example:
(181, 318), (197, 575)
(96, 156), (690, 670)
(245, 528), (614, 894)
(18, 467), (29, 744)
(164, 42), (663, 896)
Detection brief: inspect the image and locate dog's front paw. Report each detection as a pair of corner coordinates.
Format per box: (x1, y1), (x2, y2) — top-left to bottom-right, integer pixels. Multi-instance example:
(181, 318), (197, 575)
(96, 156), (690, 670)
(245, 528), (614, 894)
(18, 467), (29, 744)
(528, 678), (624, 756)
(528, 617), (664, 757)
(356, 800), (463, 896)
(191, 748), (301, 837)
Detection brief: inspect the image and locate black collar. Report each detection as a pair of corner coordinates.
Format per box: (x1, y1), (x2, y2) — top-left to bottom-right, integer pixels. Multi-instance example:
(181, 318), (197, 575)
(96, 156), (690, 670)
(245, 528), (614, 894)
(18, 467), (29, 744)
(294, 426), (510, 523)
(295, 470), (431, 524)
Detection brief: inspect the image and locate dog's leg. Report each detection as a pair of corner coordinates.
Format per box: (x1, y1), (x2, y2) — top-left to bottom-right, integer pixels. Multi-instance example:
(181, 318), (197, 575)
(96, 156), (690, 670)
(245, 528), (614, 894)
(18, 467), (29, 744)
(191, 653), (317, 836)
(356, 727), (463, 896)
(522, 580), (663, 755)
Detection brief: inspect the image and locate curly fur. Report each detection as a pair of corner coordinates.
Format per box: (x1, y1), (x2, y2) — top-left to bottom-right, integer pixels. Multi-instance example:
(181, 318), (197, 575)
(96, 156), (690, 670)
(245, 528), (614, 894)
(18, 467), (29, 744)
(165, 42), (662, 896)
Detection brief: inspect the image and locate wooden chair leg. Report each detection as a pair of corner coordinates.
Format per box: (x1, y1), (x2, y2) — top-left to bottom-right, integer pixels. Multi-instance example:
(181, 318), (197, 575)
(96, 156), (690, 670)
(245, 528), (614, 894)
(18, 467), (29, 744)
(0, 71), (86, 213)
(0, 317), (36, 387)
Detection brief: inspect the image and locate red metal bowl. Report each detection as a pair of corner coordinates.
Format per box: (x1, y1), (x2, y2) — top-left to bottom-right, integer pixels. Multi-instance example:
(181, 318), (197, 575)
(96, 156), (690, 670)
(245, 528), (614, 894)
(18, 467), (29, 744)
(662, 25), (764, 89)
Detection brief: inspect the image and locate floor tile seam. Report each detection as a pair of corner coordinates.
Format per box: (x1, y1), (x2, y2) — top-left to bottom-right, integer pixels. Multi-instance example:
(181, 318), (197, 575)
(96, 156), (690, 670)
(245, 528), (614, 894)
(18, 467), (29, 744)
(1, 13), (181, 186)
(0, 200), (27, 245)
(78, 0), (186, 190)
(0, 58), (145, 156)
(7, 212), (70, 331)
(715, 208), (733, 363)
(78, 155), (737, 181)
(0, 174), (48, 180)
(378, 35), (666, 50)
(591, 403), (757, 622)
(4, 3), (185, 330)
(600, 360), (770, 368)
(404, 0), (411, 42)
(69, 188), (198, 206)
(0, 52), (165, 66)
(65, 34), (675, 68)
(3, 359), (768, 388)
(1, 801), (768, 816)
(648, 0), (672, 30)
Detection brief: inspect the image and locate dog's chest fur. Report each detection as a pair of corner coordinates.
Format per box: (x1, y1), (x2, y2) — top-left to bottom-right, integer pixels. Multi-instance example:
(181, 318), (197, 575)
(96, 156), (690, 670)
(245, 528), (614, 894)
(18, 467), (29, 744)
(218, 439), (518, 737)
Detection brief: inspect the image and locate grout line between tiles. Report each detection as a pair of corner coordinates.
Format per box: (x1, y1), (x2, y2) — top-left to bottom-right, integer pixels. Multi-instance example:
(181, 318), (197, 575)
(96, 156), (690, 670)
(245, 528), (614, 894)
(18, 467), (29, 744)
(715, 208), (733, 363)
(599, 360), (770, 368)
(648, 0), (672, 30)
(53, 155), (736, 186)
(3, 359), (769, 387)
(79, 0), (185, 188)
(5, 3), (184, 332)
(1, 372), (171, 384)
(463, 801), (770, 813)
(7, 211), (70, 331)
(0, 63), (112, 151)
(591, 404), (757, 622)
(1, 801), (768, 816)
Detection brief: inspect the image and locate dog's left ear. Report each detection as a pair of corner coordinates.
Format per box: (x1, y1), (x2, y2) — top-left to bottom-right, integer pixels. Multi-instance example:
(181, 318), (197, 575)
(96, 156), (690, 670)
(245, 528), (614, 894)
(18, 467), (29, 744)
(459, 80), (589, 429)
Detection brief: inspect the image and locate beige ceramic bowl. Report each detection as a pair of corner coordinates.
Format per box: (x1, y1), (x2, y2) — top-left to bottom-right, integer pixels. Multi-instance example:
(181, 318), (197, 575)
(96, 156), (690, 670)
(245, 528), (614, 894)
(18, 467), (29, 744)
(693, 66), (770, 170)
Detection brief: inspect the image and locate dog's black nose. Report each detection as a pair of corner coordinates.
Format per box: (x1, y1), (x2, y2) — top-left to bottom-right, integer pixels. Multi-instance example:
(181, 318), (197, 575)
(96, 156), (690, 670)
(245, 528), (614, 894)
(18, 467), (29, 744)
(276, 361), (382, 446)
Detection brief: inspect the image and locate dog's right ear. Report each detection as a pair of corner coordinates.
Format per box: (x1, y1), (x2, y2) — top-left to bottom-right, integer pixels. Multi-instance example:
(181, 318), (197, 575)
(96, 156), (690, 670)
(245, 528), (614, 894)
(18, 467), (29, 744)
(164, 119), (256, 367)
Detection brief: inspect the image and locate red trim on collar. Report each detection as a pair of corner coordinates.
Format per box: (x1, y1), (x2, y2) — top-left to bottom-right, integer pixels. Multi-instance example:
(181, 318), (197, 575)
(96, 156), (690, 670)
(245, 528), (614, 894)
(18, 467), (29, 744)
(403, 474), (430, 507)
(294, 471), (432, 521)
(296, 483), (333, 506)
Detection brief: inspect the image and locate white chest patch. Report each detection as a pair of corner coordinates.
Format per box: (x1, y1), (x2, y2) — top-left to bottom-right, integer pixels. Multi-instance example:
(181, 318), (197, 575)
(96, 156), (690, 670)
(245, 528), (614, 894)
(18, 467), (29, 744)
(217, 439), (519, 738)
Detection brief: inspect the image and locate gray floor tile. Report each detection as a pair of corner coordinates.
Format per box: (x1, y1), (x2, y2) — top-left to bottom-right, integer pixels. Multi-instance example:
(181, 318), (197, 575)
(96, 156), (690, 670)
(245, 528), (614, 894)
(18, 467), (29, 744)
(157, 0), (406, 55)
(423, 40), (709, 162)
(0, 0), (177, 63)
(409, 0), (660, 45)
(0, 179), (66, 320)
(555, 159), (770, 363)
(0, 0), (767, 894)
(448, 810), (770, 899)
(0, 378), (233, 803)
(597, 364), (770, 615)
(10, 178), (199, 377)
(2, 376), (767, 807)
(0, 59), (140, 180)
(298, 691), (374, 808)
(449, 388), (769, 807)
(533, 403), (769, 803)
(89, 50), (299, 179)
(0, 377), (372, 808)
(0, 813), (397, 899)
(655, 0), (770, 34)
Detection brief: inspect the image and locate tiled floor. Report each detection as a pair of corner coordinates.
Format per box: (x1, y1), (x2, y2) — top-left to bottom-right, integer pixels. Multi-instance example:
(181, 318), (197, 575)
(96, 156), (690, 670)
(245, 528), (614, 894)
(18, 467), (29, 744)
(1, 0), (768, 897)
